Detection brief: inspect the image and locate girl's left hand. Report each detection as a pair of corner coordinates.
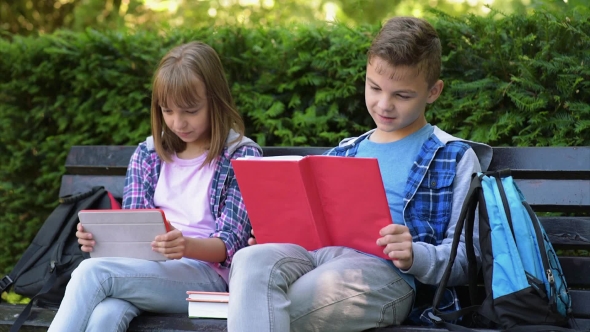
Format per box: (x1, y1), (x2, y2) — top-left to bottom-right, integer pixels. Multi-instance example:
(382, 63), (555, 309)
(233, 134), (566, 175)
(152, 225), (185, 260)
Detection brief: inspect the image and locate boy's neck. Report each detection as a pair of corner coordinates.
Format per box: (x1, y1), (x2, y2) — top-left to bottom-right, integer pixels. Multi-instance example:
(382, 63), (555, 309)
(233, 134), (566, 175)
(369, 116), (428, 143)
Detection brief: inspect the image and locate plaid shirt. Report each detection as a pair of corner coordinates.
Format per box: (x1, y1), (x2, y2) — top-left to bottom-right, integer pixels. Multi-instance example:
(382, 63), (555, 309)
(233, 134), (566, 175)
(122, 140), (261, 268)
(324, 131), (471, 246)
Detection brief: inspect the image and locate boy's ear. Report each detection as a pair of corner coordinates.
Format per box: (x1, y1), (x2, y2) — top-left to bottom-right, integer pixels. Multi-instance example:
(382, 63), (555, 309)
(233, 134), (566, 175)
(426, 80), (444, 104)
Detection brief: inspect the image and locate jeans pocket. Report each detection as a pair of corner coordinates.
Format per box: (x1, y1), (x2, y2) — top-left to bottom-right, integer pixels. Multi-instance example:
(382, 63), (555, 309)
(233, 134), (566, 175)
(378, 289), (414, 327)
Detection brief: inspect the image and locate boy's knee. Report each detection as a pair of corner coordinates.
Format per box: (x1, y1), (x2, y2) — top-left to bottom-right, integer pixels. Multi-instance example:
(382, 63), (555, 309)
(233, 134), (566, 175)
(233, 244), (275, 268)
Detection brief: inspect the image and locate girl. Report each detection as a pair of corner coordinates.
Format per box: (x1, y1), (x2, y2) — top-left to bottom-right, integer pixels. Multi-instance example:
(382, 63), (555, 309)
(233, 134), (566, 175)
(48, 41), (261, 332)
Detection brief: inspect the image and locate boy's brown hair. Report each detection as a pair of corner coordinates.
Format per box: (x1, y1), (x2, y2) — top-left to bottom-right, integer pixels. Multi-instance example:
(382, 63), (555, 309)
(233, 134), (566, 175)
(368, 16), (442, 88)
(150, 41), (245, 165)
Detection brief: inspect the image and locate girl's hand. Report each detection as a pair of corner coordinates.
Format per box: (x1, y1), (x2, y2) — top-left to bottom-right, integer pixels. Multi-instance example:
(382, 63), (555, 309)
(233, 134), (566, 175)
(376, 224), (414, 270)
(76, 223), (95, 252)
(152, 226), (186, 260)
(248, 229), (257, 246)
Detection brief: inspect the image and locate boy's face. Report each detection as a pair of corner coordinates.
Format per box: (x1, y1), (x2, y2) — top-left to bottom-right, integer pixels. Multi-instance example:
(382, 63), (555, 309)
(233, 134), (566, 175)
(365, 56), (443, 143)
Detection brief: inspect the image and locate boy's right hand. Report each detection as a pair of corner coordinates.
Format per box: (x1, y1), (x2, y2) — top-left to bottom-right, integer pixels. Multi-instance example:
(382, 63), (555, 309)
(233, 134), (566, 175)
(76, 222), (95, 252)
(248, 229), (257, 246)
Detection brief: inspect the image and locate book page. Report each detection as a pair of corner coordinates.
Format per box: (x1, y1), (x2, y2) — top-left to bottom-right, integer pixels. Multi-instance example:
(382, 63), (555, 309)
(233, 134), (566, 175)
(307, 156), (391, 259)
(187, 301), (228, 319)
(231, 158), (324, 251)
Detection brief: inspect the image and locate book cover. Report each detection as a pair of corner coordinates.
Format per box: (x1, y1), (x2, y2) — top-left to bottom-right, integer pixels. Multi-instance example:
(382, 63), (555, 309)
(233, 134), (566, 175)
(231, 155), (392, 259)
(186, 291), (229, 319)
(78, 209), (172, 261)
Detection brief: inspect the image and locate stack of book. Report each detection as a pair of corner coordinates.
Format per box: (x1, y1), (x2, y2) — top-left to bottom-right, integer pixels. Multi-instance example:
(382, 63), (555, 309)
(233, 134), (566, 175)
(186, 291), (229, 319)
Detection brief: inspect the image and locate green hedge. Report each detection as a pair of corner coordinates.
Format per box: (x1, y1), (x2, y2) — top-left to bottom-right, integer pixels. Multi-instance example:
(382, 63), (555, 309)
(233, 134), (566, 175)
(1, 9), (589, 275)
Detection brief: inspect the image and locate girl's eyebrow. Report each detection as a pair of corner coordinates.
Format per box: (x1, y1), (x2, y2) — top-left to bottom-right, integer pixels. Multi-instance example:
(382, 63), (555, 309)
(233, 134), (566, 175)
(160, 105), (200, 111)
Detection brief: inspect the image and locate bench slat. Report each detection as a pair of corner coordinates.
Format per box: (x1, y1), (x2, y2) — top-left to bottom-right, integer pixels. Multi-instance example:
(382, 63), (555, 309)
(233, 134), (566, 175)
(59, 175), (126, 199)
(559, 257), (590, 287)
(64, 146), (590, 181)
(543, 217), (590, 248)
(489, 147), (590, 177)
(58, 175), (590, 213)
(571, 290), (590, 318)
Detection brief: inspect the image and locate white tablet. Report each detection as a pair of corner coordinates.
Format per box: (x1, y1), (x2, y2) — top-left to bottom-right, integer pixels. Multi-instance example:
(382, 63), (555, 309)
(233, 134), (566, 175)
(78, 209), (172, 261)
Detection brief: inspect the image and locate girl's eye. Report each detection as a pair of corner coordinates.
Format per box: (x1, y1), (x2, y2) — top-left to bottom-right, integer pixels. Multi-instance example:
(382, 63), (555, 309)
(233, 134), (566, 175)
(162, 109), (172, 113)
(186, 109), (199, 114)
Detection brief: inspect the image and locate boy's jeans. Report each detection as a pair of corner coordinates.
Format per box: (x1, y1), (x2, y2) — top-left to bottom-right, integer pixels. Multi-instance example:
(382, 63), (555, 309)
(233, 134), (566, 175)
(228, 244), (414, 332)
(48, 257), (226, 332)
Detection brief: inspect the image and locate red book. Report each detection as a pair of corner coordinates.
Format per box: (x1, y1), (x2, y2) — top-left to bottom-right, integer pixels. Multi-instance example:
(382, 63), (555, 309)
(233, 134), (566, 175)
(231, 155), (392, 259)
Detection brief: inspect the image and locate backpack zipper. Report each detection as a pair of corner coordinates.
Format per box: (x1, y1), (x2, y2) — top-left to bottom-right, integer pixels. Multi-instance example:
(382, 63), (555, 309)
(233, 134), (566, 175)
(523, 201), (557, 312)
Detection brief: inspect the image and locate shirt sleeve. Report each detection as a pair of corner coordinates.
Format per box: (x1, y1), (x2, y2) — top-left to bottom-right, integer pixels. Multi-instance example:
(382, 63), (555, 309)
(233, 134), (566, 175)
(210, 145), (262, 268)
(122, 144), (150, 210)
(403, 147), (482, 286)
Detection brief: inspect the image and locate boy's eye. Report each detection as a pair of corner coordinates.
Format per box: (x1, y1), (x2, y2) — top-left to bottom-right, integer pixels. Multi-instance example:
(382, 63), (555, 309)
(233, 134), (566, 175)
(398, 94), (411, 99)
(370, 86), (381, 91)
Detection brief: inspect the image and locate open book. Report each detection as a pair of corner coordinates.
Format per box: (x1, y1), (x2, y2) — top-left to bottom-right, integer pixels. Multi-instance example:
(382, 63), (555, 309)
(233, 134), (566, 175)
(186, 291), (229, 319)
(231, 155), (392, 258)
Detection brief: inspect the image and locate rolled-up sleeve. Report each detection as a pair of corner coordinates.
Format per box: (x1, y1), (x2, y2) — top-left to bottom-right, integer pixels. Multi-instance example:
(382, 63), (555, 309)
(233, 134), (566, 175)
(210, 145), (262, 267)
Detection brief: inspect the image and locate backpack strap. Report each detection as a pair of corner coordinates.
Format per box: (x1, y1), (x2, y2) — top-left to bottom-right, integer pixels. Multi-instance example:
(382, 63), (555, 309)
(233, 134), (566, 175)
(9, 267), (58, 332)
(431, 173), (482, 324)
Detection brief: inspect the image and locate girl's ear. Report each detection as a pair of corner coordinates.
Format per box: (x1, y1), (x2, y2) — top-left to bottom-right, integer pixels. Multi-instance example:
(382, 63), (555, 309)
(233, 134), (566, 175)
(426, 80), (444, 104)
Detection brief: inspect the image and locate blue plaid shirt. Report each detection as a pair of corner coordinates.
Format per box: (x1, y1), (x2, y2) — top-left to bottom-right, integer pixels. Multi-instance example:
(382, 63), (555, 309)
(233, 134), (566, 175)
(324, 131), (471, 245)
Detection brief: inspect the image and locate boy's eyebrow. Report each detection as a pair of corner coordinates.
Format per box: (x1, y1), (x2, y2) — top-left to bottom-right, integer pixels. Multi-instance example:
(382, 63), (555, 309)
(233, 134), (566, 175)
(366, 77), (417, 94)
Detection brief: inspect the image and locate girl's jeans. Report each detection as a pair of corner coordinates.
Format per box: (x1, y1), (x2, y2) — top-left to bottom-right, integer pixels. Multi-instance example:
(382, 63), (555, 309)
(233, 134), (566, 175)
(48, 257), (227, 332)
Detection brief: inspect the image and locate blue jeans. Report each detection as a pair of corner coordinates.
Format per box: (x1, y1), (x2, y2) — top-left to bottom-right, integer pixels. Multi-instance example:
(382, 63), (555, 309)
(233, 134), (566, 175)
(48, 257), (227, 332)
(228, 244), (414, 332)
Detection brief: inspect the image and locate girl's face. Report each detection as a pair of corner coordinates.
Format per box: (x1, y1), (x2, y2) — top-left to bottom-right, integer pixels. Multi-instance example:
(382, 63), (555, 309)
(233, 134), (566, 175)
(160, 78), (211, 155)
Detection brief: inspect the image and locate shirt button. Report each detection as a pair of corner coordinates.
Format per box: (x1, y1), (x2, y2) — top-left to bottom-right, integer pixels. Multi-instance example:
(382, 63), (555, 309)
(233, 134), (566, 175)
(431, 181), (437, 186)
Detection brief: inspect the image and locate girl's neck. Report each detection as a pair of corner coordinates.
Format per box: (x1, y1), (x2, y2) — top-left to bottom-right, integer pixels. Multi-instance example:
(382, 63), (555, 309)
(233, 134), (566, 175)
(178, 139), (211, 160)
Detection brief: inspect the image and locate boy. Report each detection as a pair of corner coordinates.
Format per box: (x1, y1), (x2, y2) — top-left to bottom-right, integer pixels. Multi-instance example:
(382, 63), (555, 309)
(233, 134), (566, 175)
(228, 16), (492, 332)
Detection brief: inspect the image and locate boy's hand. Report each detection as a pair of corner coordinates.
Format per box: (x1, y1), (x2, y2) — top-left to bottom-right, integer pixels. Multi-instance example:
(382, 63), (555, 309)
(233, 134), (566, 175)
(248, 229), (257, 246)
(76, 223), (95, 252)
(377, 224), (414, 270)
(152, 225), (185, 260)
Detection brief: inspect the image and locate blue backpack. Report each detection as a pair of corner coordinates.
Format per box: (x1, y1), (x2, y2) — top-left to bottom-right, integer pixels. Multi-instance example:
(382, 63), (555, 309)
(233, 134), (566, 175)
(431, 170), (573, 331)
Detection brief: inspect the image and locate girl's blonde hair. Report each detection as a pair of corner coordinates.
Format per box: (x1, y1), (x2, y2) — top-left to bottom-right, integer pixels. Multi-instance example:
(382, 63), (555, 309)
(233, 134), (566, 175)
(150, 41), (245, 165)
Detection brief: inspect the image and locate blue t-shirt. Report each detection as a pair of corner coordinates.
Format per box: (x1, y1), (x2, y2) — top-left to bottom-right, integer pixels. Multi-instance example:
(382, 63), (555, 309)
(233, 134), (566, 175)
(356, 124), (434, 225)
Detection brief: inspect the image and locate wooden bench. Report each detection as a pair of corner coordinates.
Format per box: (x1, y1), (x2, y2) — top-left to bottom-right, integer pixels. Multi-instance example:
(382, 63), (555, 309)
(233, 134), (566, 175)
(1, 145), (589, 332)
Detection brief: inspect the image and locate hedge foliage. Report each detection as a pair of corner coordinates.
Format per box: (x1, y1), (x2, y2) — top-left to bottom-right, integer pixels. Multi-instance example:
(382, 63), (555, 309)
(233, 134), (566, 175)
(1, 9), (589, 274)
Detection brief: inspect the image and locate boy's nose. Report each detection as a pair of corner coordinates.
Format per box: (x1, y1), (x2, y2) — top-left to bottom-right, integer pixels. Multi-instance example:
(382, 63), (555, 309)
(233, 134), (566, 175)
(377, 97), (392, 111)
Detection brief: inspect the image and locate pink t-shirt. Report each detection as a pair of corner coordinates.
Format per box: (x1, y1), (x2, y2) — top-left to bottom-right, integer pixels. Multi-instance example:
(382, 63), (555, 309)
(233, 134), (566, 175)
(153, 153), (229, 282)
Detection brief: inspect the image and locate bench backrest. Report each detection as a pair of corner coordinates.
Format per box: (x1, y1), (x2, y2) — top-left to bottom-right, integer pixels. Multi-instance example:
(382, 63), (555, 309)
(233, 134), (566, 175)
(60, 145), (590, 321)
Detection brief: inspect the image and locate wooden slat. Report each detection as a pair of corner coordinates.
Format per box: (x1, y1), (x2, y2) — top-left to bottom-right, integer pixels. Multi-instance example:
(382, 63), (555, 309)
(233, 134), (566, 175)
(559, 257), (590, 287)
(571, 289), (590, 318)
(59, 175), (126, 199)
(65, 146), (136, 175)
(540, 217), (590, 247)
(489, 147), (590, 179)
(515, 179), (590, 211)
(64, 146), (590, 178)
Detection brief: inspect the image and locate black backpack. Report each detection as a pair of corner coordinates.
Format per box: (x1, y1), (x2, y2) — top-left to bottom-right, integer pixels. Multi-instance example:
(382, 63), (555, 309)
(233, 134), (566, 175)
(0, 186), (120, 331)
